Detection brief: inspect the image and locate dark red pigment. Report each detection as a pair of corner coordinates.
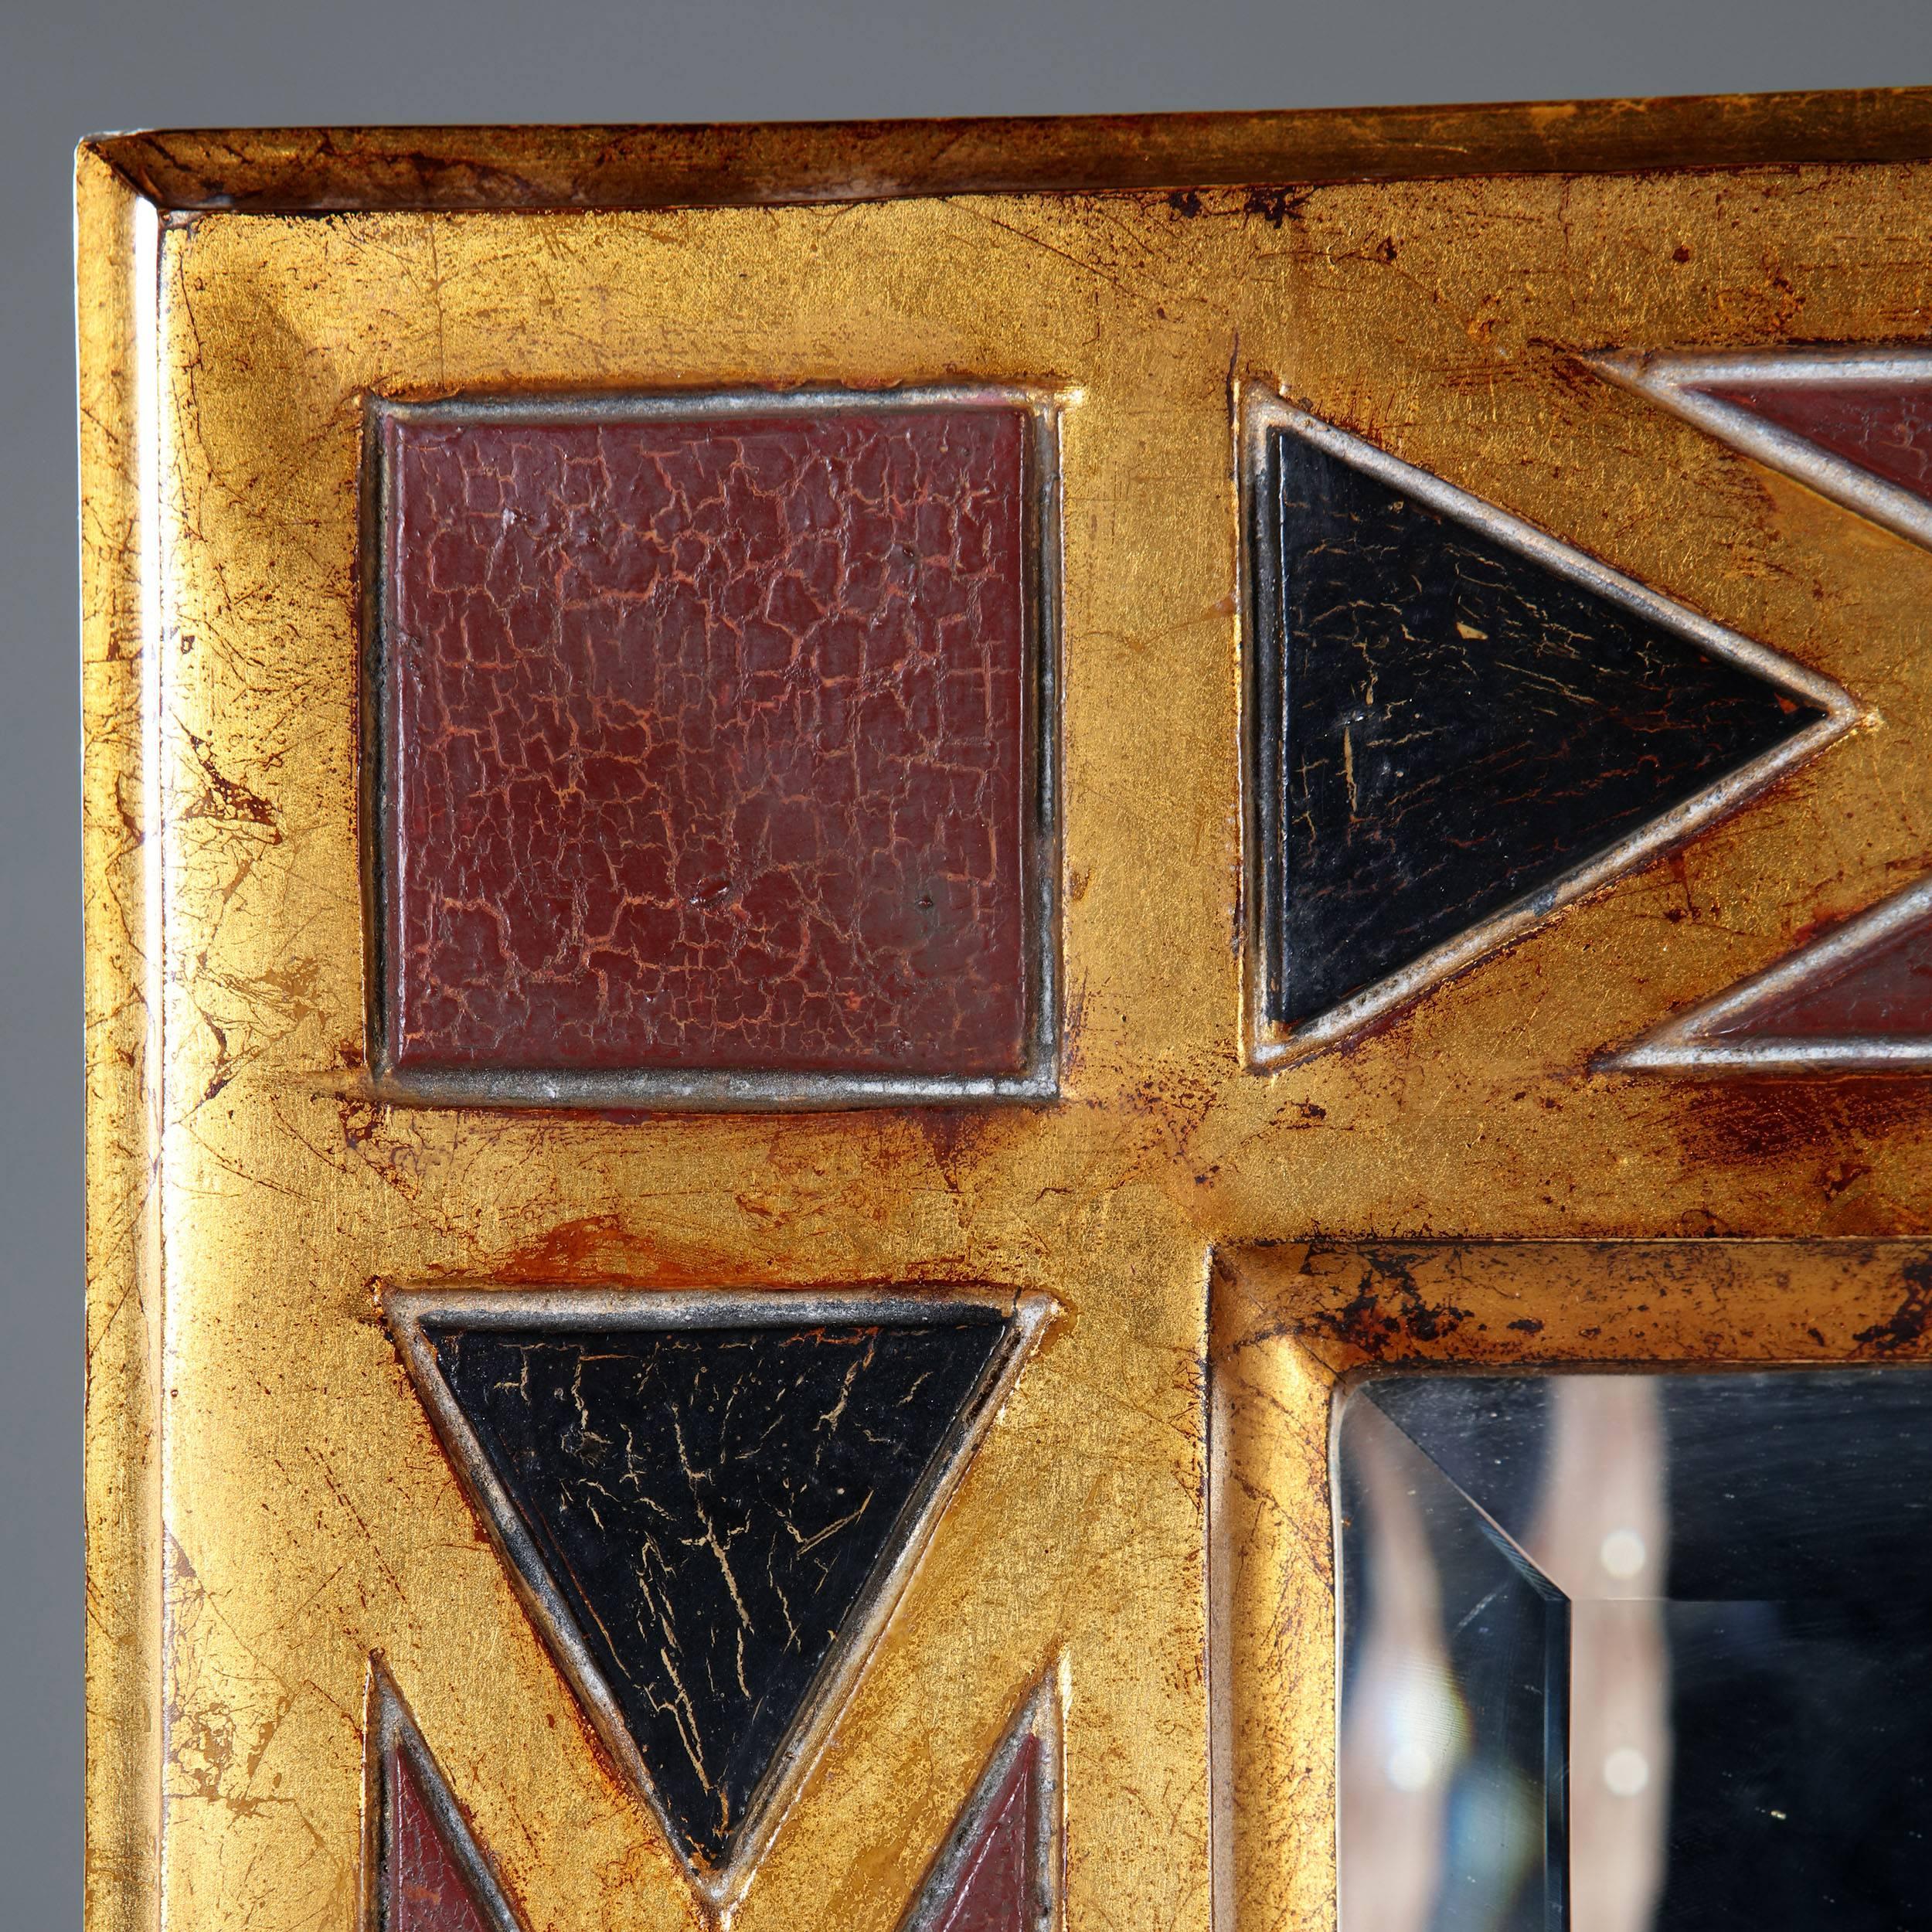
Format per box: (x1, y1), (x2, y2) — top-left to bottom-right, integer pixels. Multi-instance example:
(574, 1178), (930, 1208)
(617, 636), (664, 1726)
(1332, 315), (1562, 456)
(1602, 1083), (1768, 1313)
(935, 1734), (1041, 1932)
(379, 408), (1033, 1076)
(1699, 383), (1932, 502)
(388, 1748), (496, 1932)
(1713, 906), (1932, 1039)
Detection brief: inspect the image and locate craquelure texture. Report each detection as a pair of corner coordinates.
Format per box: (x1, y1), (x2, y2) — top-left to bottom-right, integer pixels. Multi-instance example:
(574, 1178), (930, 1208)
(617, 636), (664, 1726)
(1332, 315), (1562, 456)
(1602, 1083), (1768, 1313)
(424, 1317), (1008, 1870)
(378, 406), (1035, 1077)
(1260, 428), (1821, 1025)
(1698, 381), (1932, 502)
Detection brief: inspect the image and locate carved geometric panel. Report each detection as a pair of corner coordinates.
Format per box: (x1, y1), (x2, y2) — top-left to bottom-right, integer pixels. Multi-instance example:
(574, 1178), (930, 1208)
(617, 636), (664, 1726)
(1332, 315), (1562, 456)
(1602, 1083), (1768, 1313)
(1700, 379), (1932, 495)
(372, 394), (1057, 1107)
(1595, 349), (1932, 550)
(387, 1287), (1051, 1907)
(899, 1678), (1061, 1932)
(1243, 399), (1854, 1055)
(1609, 875), (1932, 1072)
(363, 1661), (526, 1932)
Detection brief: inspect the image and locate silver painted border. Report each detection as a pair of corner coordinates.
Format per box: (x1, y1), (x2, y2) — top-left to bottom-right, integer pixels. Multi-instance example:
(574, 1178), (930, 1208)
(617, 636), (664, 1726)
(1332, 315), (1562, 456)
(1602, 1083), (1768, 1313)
(1238, 389), (1862, 1070)
(1604, 872), (1932, 1073)
(1592, 346), (1932, 552)
(896, 1668), (1064, 1932)
(361, 384), (1066, 1112)
(362, 1655), (529, 1932)
(384, 1281), (1058, 1915)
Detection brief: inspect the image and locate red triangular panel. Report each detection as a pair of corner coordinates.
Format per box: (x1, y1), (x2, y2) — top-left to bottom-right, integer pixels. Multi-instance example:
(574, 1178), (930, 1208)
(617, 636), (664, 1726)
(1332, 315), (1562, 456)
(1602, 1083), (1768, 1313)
(388, 1748), (498, 1932)
(901, 1684), (1059, 1932)
(1693, 382), (1932, 503)
(367, 1665), (524, 1932)
(1709, 903), (1932, 1040)
(1607, 878), (1932, 1072)
(933, 1734), (1041, 1932)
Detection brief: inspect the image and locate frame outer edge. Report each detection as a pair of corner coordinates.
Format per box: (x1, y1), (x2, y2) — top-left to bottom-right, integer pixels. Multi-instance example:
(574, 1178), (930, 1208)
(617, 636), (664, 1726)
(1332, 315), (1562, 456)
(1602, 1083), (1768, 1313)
(78, 145), (165, 1932)
(77, 88), (1932, 213)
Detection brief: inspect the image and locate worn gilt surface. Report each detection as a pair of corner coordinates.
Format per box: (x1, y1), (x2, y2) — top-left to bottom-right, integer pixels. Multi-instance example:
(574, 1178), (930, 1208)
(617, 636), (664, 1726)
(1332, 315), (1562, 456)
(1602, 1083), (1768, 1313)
(79, 99), (1932, 1932)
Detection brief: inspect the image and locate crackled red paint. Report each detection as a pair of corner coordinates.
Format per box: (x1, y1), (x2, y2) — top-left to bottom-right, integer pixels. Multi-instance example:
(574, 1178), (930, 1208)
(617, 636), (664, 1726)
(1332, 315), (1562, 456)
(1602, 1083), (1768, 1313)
(380, 406), (1033, 1076)
(1697, 382), (1932, 501)
(935, 1734), (1039, 1932)
(389, 1749), (495, 1932)
(1713, 908), (1932, 1039)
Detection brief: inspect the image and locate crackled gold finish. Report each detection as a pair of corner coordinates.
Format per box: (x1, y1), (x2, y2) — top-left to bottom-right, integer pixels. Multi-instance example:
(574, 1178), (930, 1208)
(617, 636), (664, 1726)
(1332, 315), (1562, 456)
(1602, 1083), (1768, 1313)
(81, 98), (1932, 1932)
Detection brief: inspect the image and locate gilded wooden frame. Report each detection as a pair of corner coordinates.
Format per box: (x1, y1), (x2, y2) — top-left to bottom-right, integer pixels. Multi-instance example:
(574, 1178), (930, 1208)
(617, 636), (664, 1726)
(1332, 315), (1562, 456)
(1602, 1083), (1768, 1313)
(81, 94), (1932, 1932)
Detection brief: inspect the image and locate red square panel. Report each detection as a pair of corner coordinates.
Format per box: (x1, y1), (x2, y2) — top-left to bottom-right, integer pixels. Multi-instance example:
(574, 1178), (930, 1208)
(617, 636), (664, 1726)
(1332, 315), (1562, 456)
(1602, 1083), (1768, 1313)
(373, 399), (1049, 1100)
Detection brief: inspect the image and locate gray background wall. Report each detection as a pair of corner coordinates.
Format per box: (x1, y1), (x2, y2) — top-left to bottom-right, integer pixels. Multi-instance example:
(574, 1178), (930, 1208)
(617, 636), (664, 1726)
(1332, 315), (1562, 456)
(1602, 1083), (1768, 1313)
(9, 2), (1931, 1919)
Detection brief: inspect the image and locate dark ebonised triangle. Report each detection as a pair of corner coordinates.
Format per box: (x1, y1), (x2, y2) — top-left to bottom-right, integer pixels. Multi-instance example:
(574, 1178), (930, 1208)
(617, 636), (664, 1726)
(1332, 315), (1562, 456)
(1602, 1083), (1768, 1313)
(1258, 427), (1825, 1026)
(422, 1312), (1009, 1872)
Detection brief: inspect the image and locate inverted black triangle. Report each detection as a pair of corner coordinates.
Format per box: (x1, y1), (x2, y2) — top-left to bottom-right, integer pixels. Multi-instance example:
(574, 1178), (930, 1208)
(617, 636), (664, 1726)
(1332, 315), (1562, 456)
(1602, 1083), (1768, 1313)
(415, 1306), (1011, 1874)
(1260, 424), (1829, 1026)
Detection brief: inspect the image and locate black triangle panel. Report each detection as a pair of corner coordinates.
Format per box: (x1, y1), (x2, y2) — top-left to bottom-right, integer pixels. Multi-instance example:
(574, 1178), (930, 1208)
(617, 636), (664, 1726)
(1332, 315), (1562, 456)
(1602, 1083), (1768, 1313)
(423, 1315), (1008, 1871)
(1258, 428), (1823, 1026)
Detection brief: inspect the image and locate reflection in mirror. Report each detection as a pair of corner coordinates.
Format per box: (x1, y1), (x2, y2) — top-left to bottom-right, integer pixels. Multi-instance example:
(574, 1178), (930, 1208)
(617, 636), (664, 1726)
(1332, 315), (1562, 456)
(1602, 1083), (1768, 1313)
(1335, 1369), (1932, 1932)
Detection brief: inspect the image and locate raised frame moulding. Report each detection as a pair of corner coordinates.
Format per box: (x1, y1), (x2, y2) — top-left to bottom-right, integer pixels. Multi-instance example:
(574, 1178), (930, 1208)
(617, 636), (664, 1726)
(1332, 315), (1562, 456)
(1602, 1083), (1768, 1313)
(84, 92), (1932, 210)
